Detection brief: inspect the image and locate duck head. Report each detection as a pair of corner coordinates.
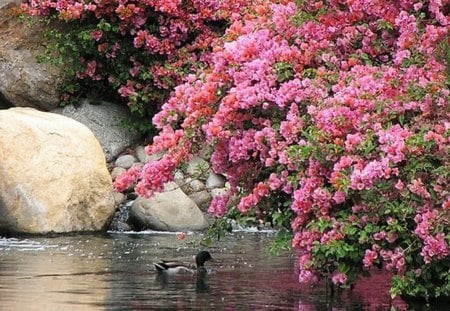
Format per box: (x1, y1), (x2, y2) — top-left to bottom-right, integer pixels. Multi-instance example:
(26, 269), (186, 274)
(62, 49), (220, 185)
(195, 251), (213, 267)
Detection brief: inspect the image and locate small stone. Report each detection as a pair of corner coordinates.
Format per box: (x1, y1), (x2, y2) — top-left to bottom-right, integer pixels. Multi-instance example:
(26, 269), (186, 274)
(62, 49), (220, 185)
(113, 192), (127, 206)
(115, 154), (137, 169)
(179, 177), (192, 193)
(211, 188), (229, 197)
(110, 167), (126, 180)
(189, 179), (206, 192)
(189, 190), (212, 209)
(174, 170), (185, 186)
(135, 145), (150, 163)
(206, 172), (226, 189)
(129, 182), (209, 231)
(135, 145), (165, 163)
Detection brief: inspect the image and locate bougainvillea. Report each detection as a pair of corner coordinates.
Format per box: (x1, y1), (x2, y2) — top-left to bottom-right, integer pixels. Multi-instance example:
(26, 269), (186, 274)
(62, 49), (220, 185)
(113, 0), (449, 300)
(21, 0), (249, 131)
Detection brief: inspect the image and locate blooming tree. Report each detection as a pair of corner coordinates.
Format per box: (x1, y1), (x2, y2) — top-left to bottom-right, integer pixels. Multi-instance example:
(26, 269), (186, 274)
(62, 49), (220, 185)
(21, 0), (249, 130)
(115, 0), (449, 299)
(24, 0), (450, 301)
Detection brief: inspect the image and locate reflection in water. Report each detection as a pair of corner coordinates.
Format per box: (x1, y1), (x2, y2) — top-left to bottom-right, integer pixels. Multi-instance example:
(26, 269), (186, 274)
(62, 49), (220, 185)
(0, 233), (444, 310)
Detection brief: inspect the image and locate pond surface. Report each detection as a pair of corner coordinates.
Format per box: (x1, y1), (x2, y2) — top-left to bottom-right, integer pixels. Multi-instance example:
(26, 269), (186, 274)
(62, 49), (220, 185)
(0, 230), (444, 310)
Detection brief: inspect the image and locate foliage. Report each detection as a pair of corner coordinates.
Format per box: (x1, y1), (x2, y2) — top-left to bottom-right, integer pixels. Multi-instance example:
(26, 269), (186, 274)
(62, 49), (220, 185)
(114, 0), (449, 300)
(21, 0), (249, 132)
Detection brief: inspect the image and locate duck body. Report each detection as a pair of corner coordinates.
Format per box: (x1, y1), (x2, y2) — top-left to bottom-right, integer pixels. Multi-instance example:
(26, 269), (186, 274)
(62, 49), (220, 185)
(154, 260), (195, 275)
(154, 251), (213, 275)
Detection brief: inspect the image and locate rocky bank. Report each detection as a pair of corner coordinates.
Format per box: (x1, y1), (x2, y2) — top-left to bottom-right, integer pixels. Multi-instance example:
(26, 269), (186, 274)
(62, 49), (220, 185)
(0, 0), (223, 234)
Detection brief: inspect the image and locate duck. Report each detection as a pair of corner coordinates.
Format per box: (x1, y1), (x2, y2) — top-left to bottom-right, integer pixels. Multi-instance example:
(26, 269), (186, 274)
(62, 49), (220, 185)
(154, 250), (213, 275)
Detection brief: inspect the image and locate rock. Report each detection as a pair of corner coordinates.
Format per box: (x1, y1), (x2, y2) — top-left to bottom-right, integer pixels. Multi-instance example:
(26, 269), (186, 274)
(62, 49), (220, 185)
(113, 192), (127, 206)
(115, 154), (137, 169)
(0, 107), (115, 234)
(0, 1), (61, 110)
(211, 188), (230, 198)
(179, 177), (206, 194)
(174, 170), (185, 186)
(135, 145), (150, 163)
(188, 190), (212, 209)
(129, 182), (209, 231)
(109, 201), (133, 232)
(205, 172), (226, 189)
(135, 145), (164, 163)
(189, 179), (206, 192)
(110, 167), (126, 181)
(53, 99), (141, 161)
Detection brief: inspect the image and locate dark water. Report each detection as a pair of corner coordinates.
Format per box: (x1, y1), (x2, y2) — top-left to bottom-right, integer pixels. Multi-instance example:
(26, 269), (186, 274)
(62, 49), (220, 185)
(0, 231), (443, 310)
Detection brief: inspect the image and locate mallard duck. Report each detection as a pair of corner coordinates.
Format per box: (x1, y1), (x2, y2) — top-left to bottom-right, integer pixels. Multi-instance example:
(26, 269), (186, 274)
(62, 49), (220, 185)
(154, 251), (213, 275)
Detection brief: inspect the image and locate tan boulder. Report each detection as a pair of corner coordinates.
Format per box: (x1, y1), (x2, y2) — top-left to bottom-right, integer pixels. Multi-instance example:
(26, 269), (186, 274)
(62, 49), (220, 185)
(129, 182), (209, 231)
(0, 107), (115, 234)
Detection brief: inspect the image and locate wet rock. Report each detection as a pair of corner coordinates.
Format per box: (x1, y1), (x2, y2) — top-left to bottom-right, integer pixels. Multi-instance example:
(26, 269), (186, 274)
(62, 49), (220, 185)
(0, 107), (115, 234)
(129, 182), (209, 231)
(109, 201), (133, 232)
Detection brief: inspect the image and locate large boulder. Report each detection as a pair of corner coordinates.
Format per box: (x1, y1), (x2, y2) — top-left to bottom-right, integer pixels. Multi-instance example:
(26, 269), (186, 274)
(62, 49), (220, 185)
(53, 99), (141, 161)
(0, 0), (61, 110)
(129, 182), (209, 231)
(0, 107), (115, 234)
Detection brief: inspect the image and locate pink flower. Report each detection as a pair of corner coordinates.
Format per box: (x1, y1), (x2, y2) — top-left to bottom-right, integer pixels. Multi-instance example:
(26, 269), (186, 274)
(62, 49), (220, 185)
(298, 269), (318, 284)
(331, 271), (348, 285)
(208, 193), (231, 218)
(363, 249), (378, 268)
(91, 29), (103, 41)
(421, 234), (450, 264)
(408, 178), (431, 199)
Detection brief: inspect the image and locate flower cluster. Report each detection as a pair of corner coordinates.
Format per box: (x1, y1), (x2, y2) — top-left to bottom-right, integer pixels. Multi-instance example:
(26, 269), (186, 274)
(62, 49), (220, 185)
(125, 0), (449, 299)
(21, 0), (249, 129)
(31, 0), (449, 300)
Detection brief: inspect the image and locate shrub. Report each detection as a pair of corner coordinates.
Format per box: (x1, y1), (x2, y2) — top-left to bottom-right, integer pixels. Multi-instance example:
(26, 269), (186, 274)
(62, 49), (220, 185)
(114, 0), (449, 300)
(21, 0), (248, 132)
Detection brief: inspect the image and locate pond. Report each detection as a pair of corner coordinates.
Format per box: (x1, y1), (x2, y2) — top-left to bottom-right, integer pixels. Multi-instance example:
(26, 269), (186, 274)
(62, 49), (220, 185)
(0, 230), (445, 310)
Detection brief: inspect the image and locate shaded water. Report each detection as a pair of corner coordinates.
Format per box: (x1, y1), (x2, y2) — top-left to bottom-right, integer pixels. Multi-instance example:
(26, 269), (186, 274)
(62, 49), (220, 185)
(0, 231), (442, 310)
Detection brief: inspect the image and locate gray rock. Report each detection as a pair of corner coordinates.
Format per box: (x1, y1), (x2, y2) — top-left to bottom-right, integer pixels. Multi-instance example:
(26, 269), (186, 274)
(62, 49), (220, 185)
(206, 172), (226, 189)
(211, 188), (230, 198)
(178, 177), (206, 194)
(0, 1), (61, 110)
(189, 179), (206, 192)
(135, 145), (150, 163)
(135, 145), (164, 163)
(53, 99), (141, 161)
(113, 192), (127, 206)
(115, 154), (138, 169)
(110, 167), (126, 181)
(129, 182), (209, 231)
(188, 190), (212, 209)
(174, 170), (185, 187)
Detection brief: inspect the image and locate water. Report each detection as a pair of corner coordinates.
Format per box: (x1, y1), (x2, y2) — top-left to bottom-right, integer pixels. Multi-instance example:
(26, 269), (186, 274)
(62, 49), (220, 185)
(0, 231), (443, 310)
